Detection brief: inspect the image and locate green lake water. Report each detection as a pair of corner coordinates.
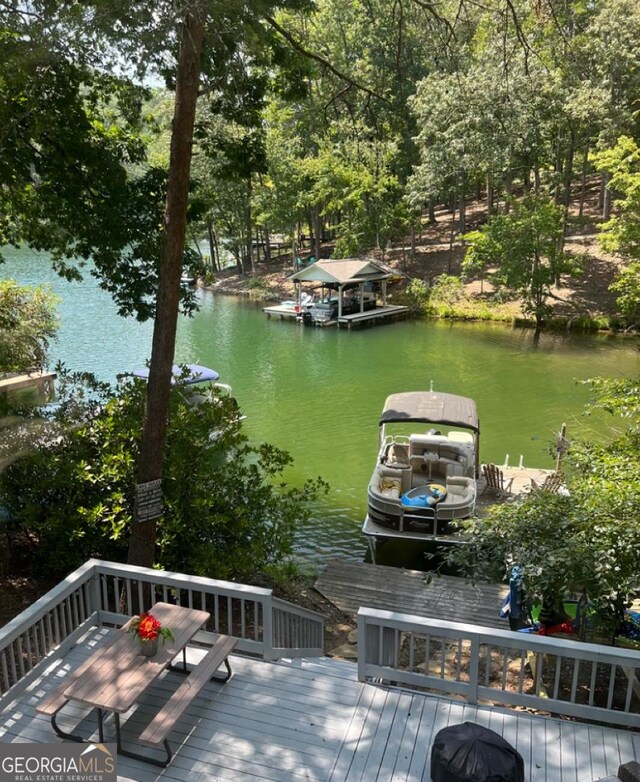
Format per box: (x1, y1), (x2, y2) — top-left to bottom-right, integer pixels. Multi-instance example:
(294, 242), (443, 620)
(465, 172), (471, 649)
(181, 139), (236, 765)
(3, 248), (640, 567)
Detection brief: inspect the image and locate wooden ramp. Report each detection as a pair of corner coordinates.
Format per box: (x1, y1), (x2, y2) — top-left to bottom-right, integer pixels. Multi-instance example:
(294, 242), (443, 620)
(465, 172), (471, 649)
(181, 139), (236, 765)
(315, 558), (509, 629)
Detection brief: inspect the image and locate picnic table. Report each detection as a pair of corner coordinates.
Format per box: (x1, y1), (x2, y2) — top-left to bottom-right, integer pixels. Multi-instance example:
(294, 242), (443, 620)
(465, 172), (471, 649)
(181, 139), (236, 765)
(37, 602), (237, 766)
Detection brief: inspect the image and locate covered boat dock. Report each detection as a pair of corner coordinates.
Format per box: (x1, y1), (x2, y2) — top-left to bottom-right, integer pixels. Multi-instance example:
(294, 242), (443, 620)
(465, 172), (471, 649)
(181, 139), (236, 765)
(284, 258), (409, 327)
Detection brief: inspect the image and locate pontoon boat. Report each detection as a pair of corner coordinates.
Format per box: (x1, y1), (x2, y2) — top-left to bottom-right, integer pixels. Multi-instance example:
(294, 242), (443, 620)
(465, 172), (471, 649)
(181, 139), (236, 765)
(363, 391), (479, 541)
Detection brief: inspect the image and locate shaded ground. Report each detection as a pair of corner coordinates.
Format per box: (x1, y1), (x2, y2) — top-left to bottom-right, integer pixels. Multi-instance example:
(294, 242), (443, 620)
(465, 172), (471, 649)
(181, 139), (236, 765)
(0, 575), (57, 628)
(209, 186), (623, 322)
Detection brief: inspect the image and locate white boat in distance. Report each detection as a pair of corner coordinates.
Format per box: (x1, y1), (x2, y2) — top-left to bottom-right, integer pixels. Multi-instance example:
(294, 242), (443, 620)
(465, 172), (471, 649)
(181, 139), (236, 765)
(363, 391), (479, 542)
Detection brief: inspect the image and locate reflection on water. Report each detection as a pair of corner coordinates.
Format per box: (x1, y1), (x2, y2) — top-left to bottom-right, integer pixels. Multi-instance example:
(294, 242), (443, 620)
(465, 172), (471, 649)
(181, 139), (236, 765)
(3, 248), (640, 570)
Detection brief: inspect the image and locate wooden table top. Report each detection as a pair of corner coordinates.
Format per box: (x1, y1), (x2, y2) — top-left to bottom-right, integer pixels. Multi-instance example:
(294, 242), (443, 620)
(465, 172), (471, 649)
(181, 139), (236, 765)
(64, 602), (210, 713)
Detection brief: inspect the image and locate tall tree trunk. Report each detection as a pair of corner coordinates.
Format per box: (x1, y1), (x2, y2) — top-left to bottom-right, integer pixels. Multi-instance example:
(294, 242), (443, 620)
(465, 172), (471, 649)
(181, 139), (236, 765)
(189, 226), (203, 258)
(486, 173), (493, 217)
(459, 173), (466, 234)
(428, 196), (436, 224)
(553, 149), (563, 205)
(602, 171), (612, 220)
(504, 171), (513, 213)
(291, 224), (297, 269)
(127, 12), (204, 569)
(448, 191), (456, 274)
(263, 225), (271, 263)
(207, 221), (219, 273)
(533, 163), (540, 194)
(410, 223), (416, 260)
(313, 206), (322, 260)
(246, 178), (255, 274)
(563, 130), (575, 208)
(578, 144), (589, 218)
(561, 129), (575, 248)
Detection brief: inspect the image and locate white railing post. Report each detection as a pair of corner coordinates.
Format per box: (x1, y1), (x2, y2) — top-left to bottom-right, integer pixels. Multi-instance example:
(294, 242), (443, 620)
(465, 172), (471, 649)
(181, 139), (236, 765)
(357, 610), (367, 682)
(468, 635), (480, 705)
(263, 593), (275, 661)
(90, 562), (103, 620)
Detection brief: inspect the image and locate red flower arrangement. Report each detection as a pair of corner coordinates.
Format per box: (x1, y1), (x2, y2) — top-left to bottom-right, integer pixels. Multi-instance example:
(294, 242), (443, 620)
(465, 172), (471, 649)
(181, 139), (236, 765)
(128, 612), (174, 645)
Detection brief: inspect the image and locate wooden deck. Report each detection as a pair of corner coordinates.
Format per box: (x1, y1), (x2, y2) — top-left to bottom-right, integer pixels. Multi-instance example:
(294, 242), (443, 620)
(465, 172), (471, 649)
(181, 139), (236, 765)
(1, 629), (638, 781)
(0, 371), (56, 396)
(315, 559), (509, 629)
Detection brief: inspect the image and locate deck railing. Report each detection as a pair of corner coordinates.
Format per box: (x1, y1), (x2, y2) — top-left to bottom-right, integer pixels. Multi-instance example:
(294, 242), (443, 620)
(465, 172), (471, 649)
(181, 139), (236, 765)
(0, 559), (324, 706)
(358, 607), (640, 729)
(0, 561), (97, 704)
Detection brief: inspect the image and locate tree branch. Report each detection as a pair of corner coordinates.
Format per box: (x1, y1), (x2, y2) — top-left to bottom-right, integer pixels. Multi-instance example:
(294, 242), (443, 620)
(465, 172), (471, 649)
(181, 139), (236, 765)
(410, 0), (457, 43)
(262, 13), (392, 106)
(504, 0), (533, 72)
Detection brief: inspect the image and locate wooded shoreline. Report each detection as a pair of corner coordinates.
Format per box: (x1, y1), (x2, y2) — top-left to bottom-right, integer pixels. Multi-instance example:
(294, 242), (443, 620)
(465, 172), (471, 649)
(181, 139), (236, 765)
(199, 192), (632, 334)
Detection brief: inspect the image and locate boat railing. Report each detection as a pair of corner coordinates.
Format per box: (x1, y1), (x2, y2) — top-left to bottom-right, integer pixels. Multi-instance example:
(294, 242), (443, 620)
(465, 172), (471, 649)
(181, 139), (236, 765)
(380, 434), (411, 457)
(212, 382), (233, 396)
(0, 559), (325, 707)
(357, 607), (640, 729)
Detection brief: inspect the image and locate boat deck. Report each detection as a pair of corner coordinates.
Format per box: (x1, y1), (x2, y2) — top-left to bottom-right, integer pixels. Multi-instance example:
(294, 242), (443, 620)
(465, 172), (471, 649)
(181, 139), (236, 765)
(1, 628), (638, 781)
(262, 304), (300, 320)
(364, 465), (557, 544)
(315, 559), (509, 629)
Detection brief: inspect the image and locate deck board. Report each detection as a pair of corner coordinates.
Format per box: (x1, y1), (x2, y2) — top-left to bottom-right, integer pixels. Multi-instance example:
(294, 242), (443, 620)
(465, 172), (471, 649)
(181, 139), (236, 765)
(1, 629), (637, 782)
(315, 559), (508, 628)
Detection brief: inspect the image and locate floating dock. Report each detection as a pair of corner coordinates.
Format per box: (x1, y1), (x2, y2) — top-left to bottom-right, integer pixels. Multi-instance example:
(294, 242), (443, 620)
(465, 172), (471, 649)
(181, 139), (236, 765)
(337, 304), (409, 328)
(315, 558), (508, 629)
(262, 303), (410, 328)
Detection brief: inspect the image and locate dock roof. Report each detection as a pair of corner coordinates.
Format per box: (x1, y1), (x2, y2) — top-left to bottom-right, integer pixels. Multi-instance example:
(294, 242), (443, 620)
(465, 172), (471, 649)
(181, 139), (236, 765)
(288, 258), (392, 285)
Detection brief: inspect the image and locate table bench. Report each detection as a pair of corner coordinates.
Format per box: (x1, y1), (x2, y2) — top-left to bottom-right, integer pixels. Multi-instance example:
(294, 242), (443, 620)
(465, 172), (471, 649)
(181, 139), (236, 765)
(37, 628), (128, 726)
(139, 635), (237, 762)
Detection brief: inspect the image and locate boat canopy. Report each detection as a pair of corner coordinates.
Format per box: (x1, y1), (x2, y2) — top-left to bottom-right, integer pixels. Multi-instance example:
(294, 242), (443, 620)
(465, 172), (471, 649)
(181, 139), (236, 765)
(379, 392), (479, 433)
(288, 258), (392, 285)
(132, 364), (220, 386)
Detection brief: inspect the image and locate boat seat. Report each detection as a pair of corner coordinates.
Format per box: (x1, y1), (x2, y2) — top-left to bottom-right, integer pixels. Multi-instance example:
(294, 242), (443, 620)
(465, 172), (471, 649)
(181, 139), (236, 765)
(378, 477), (401, 499)
(409, 435), (448, 459)
(377, 464), (411, 493)
(383, 442), (410, 467)
(442, 475), (476, 513)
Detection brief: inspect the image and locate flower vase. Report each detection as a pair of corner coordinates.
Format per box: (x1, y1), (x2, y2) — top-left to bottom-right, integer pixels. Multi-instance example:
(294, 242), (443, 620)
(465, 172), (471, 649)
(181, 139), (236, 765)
(139, 637), (158, 658)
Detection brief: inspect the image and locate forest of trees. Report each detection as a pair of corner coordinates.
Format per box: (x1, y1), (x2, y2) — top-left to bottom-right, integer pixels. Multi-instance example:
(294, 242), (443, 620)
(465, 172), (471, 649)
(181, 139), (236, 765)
(174, 0), (640, 274)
